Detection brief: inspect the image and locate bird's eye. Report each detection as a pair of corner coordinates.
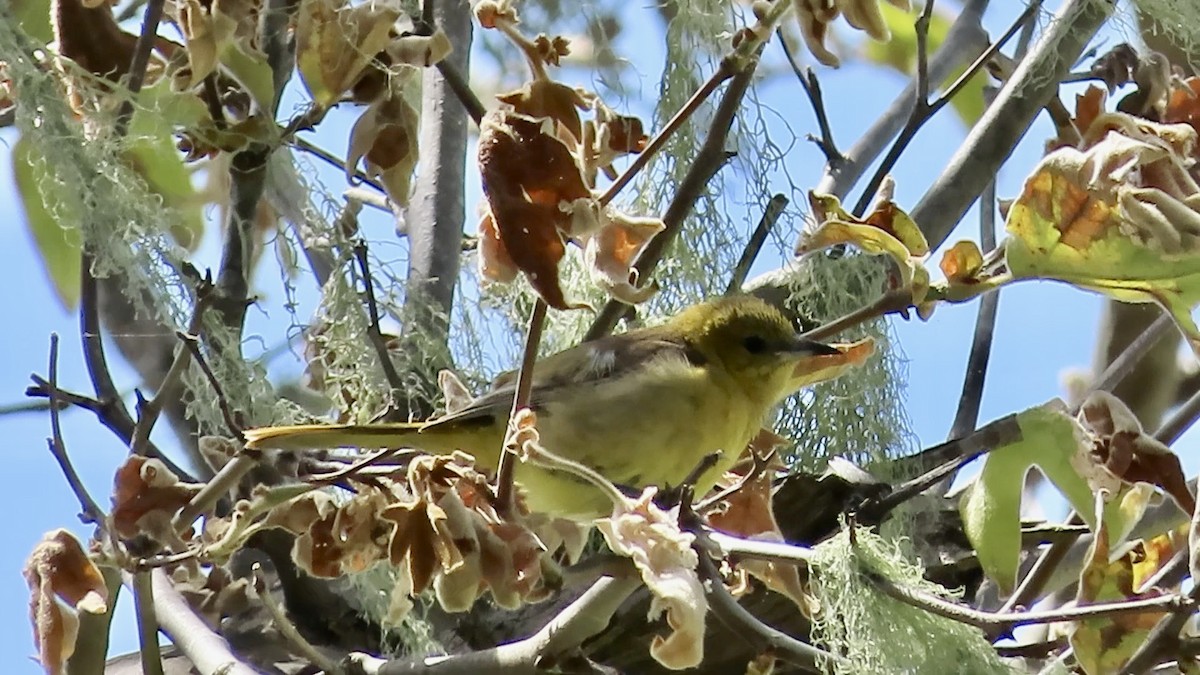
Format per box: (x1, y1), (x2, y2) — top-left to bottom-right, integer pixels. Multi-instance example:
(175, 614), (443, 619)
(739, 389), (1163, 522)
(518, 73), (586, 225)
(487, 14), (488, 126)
(742, 335), (767, 354)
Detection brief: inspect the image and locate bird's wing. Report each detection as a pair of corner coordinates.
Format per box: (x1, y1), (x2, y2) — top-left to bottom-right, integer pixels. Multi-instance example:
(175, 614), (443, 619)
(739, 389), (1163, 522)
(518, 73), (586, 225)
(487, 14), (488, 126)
(420, 332), (702, 432)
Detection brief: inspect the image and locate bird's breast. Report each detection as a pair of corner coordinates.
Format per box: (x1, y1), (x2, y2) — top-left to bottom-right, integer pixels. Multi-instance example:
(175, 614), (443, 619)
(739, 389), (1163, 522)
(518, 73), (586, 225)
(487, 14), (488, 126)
(515, 356), (765, 517)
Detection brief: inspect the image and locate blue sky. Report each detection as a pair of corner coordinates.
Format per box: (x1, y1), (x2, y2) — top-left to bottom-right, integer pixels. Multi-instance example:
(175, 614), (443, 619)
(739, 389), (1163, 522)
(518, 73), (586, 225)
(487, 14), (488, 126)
(4, 0), (1199, 670)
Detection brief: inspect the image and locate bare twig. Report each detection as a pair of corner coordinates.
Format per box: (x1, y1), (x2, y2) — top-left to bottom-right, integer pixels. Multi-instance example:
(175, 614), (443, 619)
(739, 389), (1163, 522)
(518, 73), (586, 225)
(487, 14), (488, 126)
(291, 137), (387, 194)
(132, 571), (165, 675)
(252, 564), (343, 675)
(911, 0), (1117, 249)
(26, 376), (193, 479)
(696, 553), (834, 672)
(355, 575), (642, 674)
(597, 61), (733, 207)
(1084, 313), (1175, 402)
(725, 194), (788, 295)
(353, 239), (407, 398)
(496, 299), (547, 514)
(130, 278), (214, 454)
(777, 35), (840, 163)
(44, 334), (106, 524)
(585, 52), (763, 340)
(113, 0), (166, 134)
(435, 63), (486, 125)
(860, 412), (1021, 520)
(176, 331), (244, 441)
(853, 0), (1040, 216)
(812, 0), (989, 200)
(868, 570), (1190, 633)
(947, 181), (1001, 443)
(1153, 382), (1200, 446)
(171, 454), (258, 533)
(706, 529), (814, 566)
(800, 288), (913, 342)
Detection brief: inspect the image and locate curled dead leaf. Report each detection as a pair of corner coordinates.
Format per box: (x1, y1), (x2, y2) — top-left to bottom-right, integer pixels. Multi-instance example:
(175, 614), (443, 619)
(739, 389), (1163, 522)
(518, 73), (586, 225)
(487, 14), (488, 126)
(597, 488), (707, 670)
(1079, 391), (1196, 515)
(111, 455), (202, 540)
(292, 489), (389, 577)
(25, 529), (110, 675)
(295, 0), (400, 106)
(346, 91), (420, 207)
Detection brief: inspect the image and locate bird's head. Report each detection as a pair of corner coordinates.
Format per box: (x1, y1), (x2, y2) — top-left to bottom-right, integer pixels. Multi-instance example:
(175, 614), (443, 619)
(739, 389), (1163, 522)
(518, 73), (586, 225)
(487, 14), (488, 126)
(672, 296), (841, 405)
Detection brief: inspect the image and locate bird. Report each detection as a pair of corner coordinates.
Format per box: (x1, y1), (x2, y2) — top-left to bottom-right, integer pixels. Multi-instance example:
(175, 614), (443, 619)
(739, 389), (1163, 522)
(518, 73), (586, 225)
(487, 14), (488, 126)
(245, 295), (851, 519)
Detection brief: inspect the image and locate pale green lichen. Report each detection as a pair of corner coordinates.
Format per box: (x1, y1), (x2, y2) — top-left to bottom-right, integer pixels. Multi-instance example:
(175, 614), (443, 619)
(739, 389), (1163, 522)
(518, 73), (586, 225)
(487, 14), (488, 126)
(810, 526), (1017, 675)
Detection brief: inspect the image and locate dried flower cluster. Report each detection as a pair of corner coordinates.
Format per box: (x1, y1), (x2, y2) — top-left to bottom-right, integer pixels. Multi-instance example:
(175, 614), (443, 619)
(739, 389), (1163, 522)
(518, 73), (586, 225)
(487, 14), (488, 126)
(790, 0), (913, 67)
(473, 0), (662, 309)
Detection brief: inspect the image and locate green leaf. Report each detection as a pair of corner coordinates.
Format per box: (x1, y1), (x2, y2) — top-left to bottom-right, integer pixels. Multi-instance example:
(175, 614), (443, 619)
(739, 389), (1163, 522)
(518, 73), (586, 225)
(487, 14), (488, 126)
(959, 404), (1096, 593)
(862, 4), (987, 125)
(11, 0), (52, 44)
(12, 138), (83, 309)
(1003, 125), (1200, 350)
(126, 80), (207, 249)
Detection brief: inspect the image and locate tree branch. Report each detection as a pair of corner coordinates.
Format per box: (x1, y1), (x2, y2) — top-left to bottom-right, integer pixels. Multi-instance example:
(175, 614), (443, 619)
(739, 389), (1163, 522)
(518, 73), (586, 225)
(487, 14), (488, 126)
(356, 576), (642, 674)
(812, 0), (989, 200)
(585, 51), (762, 340)
(911, 0), (1117, 249)
(399, 0), (474, 416)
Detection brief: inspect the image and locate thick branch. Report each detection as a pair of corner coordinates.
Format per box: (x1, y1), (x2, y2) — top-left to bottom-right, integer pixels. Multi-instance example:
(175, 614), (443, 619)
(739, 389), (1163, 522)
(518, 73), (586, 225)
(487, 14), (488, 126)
(399, 0), (473, 413)
(585, 54), (761, 340)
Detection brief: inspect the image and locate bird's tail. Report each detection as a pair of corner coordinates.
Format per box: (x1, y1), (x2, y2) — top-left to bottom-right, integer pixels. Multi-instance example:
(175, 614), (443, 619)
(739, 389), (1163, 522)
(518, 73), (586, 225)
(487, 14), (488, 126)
(244, 423), (427, 452)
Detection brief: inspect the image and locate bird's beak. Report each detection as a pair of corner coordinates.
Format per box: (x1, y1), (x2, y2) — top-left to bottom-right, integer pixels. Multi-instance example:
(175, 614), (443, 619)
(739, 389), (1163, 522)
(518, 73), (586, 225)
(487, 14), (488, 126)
(783, 337), (842, 357)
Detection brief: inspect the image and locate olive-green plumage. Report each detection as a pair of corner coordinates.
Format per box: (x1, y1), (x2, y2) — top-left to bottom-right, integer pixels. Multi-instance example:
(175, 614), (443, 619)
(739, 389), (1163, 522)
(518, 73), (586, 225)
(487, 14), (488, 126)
(245, 296), (840, 518)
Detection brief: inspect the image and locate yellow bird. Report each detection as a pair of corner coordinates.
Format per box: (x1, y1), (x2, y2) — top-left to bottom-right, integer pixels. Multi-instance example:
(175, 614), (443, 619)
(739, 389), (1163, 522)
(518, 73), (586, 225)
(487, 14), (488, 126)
(245, 296), (862, 518)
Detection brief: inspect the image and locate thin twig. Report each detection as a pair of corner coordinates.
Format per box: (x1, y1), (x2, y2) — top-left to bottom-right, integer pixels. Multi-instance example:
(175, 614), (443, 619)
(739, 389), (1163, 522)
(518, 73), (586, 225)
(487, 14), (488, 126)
(911, 0), (1117, 249)
(812, 0), (989, 202)
(130, 278), (214, 454)
(291, 136), (387, 194)
(26, 376), (193, 479)
(697, 552), (834, 672)
(113, 0), (167, 134)
(357, 575), (642, 674)
(860, 412), (1021, 520)
(172, 454), (259, 533)
(707, 529), (814, 566)
(947, 182), (1001, 443)
(436, 62), (486, 125)
(177, 331), (244, 441)
(307, 448), (423, 487)
(725, 194), (788, 295)
(777, 35), (840, 163)
(132, 571), (165, 675)
(353, 239), (407, 398)
(800, 288), (913, 342)
(597, 61), (734, 207)
(585, 51), (763, 340)
(853, 0), (1040, 216)
(1083, 313), (1175, 403)
(1153, 382), (1200, 446)
(44, 334), (106, 524)
(252, 564), (343, 675)
(496, 299), (547, 514)
(868, 570), (1190, 633)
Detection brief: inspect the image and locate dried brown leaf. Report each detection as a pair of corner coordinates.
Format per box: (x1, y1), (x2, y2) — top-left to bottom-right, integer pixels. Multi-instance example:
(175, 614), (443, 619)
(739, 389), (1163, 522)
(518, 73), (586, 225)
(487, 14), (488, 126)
(110, 456), (202, 539)
(24, 529), (109, 675)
